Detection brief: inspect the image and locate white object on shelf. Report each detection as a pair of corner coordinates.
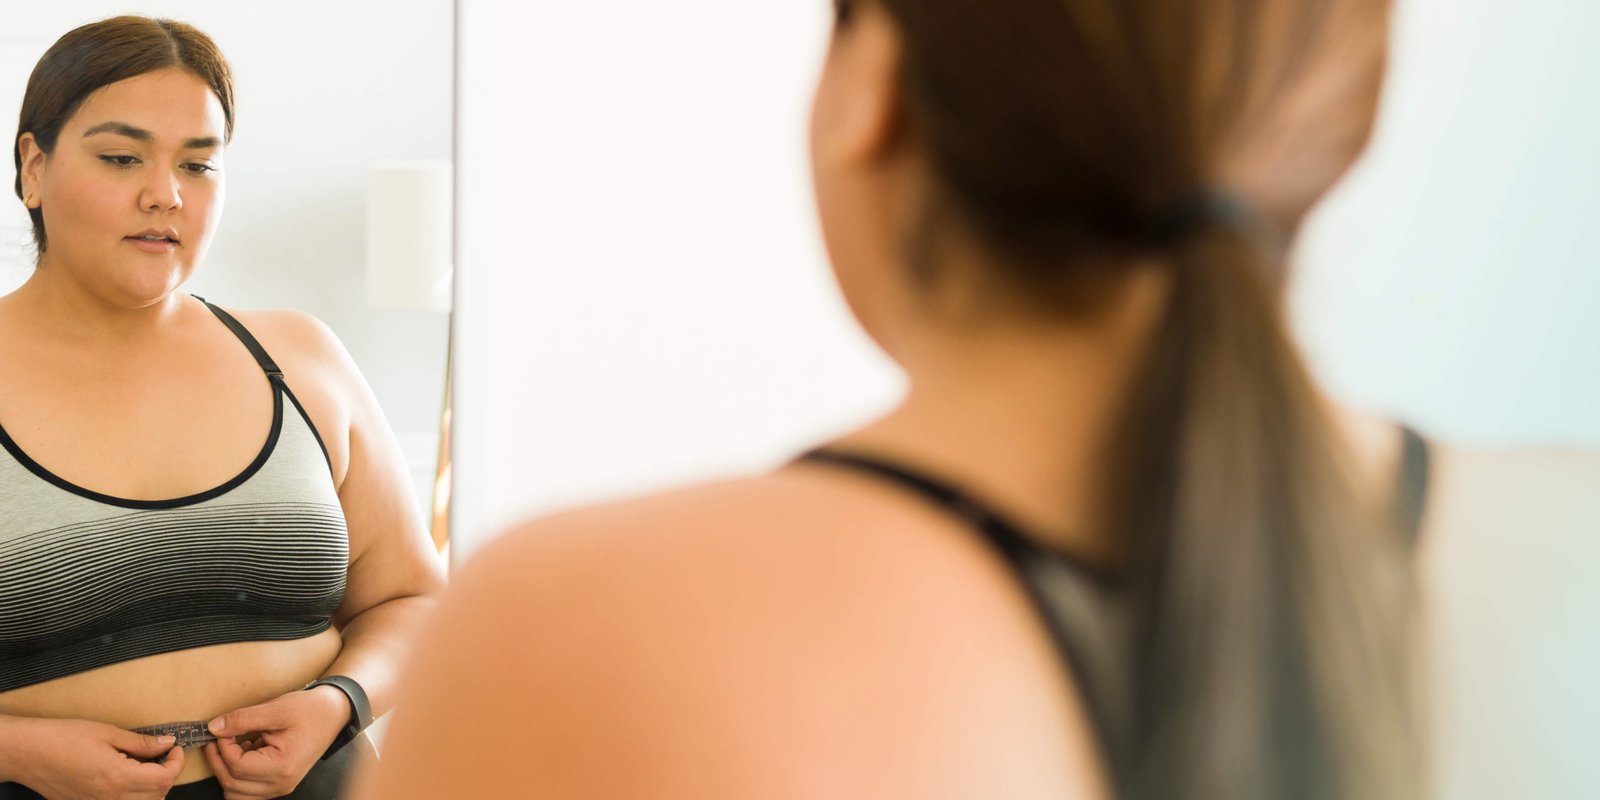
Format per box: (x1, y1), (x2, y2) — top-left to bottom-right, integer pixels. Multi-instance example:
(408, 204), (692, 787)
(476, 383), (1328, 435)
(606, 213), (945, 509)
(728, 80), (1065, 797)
(366, 161), (453, 312)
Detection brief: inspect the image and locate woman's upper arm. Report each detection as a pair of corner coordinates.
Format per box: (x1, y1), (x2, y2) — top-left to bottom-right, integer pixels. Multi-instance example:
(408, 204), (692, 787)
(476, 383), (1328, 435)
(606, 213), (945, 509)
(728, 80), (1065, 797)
(323, 324), (446, 620)
(239, 309), (446, 620)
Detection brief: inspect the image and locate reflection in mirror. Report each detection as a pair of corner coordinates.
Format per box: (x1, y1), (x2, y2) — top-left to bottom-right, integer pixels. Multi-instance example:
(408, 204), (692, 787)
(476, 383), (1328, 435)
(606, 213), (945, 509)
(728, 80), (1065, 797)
(0, 4), (452, 797)
(2, 5), (453, 538)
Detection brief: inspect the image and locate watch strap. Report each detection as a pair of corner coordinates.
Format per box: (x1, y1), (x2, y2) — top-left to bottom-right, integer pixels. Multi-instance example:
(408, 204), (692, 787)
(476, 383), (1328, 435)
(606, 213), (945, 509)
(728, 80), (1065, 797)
(303, 675), (372, 760)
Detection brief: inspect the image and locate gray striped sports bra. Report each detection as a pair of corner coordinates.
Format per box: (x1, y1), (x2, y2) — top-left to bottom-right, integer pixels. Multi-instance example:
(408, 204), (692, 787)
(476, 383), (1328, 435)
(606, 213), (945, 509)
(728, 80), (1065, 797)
(0, 300), (349, 693)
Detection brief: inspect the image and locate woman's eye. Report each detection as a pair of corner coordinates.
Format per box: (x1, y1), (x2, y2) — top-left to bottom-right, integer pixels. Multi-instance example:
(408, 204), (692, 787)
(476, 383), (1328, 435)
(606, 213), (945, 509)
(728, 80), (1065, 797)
(100, 155), (138, 167)
(184, 163), (217, 175)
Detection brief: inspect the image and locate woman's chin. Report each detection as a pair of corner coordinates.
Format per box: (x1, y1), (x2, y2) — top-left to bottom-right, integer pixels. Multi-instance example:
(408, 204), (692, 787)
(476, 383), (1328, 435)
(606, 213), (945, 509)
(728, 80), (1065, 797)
(108, 262), (191, 307)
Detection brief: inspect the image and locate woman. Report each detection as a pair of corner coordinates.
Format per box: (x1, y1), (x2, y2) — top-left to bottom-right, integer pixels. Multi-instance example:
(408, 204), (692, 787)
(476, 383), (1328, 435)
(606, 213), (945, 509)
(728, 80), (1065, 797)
(0, 16), (444, 800)
(362, 0), (1420, 797)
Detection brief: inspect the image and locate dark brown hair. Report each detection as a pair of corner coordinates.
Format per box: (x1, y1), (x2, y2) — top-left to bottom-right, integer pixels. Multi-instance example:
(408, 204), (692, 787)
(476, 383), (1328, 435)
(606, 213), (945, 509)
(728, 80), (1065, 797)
(840, 0), (1417, 796)
(12, 15), (234, 253)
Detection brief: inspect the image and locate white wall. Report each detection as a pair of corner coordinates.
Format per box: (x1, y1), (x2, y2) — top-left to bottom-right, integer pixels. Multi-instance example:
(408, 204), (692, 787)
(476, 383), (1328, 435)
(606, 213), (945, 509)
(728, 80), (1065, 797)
(1292, 0), (1600, 448)
(4, 2), (455, 515)
(452, 0), (903, 555)
(457, 0), (1599, 545)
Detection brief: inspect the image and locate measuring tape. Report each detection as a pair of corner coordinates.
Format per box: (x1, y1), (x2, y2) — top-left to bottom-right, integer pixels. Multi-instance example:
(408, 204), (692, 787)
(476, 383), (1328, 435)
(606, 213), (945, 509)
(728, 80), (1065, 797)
(129, 720), (218, 749)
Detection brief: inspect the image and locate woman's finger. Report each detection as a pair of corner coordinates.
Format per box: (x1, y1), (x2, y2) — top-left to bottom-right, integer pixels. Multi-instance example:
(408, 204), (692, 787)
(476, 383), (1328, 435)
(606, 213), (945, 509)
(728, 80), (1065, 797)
(160, 744), (185, 777)
(125, 745), (183, 794)
(205, 742), (276, 800)
(110, 730), (180, 760)
(202, 742), (236, 783)
(217, 733), (275, 787)
(220, 731), (282, 778)
(216, 731), (250, 767)
(209, 702), (289, 739)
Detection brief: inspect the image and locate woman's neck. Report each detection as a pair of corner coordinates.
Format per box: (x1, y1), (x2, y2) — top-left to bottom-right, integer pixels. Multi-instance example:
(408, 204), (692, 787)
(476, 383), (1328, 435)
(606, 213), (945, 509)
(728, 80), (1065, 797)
(831, 281), (1167, 565)
(4, 265), (186, 346)
(829, 291), (1403, 567)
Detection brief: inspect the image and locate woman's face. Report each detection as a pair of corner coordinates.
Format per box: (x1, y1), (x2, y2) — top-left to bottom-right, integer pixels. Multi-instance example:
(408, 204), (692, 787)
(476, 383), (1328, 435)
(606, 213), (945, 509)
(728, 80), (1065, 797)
(19, 68), (227, 307)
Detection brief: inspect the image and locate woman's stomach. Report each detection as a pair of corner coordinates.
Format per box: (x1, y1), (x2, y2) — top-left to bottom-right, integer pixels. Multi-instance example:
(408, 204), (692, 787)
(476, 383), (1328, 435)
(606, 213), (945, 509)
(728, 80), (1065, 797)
(0, 629), (343, 785)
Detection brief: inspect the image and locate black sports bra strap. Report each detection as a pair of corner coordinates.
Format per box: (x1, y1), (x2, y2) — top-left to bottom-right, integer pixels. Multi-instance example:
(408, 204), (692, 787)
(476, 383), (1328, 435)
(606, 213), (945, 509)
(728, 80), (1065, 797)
(793, 447), (1124, 769)
(1396, 425), (1431, 548)
(800, 449), (1043, 560)
(194, 296), (284, 379)
(796, 449), (1118, 586)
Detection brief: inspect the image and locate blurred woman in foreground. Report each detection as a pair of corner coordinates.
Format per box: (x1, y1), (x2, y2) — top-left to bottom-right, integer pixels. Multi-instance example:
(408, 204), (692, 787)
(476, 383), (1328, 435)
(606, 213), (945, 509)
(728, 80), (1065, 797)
(361, 0), (1420, 796)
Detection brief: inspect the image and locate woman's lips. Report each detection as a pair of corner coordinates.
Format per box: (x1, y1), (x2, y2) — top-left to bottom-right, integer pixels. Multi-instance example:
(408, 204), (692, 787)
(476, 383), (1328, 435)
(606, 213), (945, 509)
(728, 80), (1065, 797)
(125, 236), (178, 254)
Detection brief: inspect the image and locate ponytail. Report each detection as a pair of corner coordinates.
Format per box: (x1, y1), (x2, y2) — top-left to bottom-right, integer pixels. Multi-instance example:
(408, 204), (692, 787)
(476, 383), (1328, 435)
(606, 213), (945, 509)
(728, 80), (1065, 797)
(1112, 223), (1418, 798)
(864, 0), (1417, 792)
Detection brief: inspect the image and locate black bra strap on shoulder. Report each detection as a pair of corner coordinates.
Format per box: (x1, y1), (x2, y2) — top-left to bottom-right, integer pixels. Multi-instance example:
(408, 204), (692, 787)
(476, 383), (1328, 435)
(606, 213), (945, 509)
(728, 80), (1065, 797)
(801, 449), (980, 520)
(793, 447), (1122, 769)
(795, 449), (1116, 586)
(798, 448), (1038, 556)
(194, 296), (284, 379)
(1396, 425), (1432, 548)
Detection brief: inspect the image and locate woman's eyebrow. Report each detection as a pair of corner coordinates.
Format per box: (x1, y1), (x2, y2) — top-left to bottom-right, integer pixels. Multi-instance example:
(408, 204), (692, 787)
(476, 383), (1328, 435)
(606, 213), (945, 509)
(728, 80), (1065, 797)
(81, 120), (220, 150)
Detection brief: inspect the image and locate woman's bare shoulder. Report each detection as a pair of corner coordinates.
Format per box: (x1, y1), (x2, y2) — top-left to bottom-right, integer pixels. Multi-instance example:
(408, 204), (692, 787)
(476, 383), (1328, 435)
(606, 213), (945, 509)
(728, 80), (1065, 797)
(456, 468), (1033, 661)
(218, 307), (351, 369)
(365, 470), (1104, 798)
(215, 306), (362, 479)
(469, 465), (1099, 639)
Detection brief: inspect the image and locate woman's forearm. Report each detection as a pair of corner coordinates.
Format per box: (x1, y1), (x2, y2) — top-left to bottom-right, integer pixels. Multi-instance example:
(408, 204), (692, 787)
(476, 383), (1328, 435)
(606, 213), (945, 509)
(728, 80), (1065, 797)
(0, 713), (35, 783)
(323, 594), (439, 720)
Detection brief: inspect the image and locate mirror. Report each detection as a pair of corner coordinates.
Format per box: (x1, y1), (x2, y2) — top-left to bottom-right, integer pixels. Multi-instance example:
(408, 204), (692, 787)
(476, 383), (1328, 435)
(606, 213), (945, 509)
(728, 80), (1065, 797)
(3, 2), (455, 545)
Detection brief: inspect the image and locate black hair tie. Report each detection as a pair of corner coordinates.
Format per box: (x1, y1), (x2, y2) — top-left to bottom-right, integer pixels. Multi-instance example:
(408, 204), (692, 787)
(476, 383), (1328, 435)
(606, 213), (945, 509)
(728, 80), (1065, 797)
(1144, 191), (1257, 247)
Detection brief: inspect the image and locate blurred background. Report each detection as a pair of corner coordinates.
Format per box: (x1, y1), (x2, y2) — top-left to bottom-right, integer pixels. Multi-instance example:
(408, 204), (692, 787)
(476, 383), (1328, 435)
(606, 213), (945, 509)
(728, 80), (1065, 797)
(1293, 0), (1600, 448)
(3, 2), (454, 522)
(452, 0), (1598, 796)
(454, 0), (1598, 538)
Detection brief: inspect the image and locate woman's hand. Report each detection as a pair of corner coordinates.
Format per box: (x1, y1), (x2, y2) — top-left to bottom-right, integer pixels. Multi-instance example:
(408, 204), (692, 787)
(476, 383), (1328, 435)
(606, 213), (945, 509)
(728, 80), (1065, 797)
(6, 717), (184, 799)
(201, 686), (351, 800)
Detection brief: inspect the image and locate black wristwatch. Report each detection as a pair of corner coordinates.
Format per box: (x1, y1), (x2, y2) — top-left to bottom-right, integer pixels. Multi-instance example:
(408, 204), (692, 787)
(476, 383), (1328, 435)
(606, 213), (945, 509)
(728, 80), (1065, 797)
(303, 675), (372, 760)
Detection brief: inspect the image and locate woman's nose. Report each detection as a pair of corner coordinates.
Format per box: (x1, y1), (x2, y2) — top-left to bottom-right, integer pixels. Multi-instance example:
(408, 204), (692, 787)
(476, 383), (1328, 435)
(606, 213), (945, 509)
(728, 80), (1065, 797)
(140, 169), (184, 212)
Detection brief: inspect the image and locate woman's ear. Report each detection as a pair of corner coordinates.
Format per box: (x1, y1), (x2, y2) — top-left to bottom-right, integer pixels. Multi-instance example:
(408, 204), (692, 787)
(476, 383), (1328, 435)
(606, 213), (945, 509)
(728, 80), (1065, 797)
(17, 133), (47, 208)
(813, 5), (907, 172)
